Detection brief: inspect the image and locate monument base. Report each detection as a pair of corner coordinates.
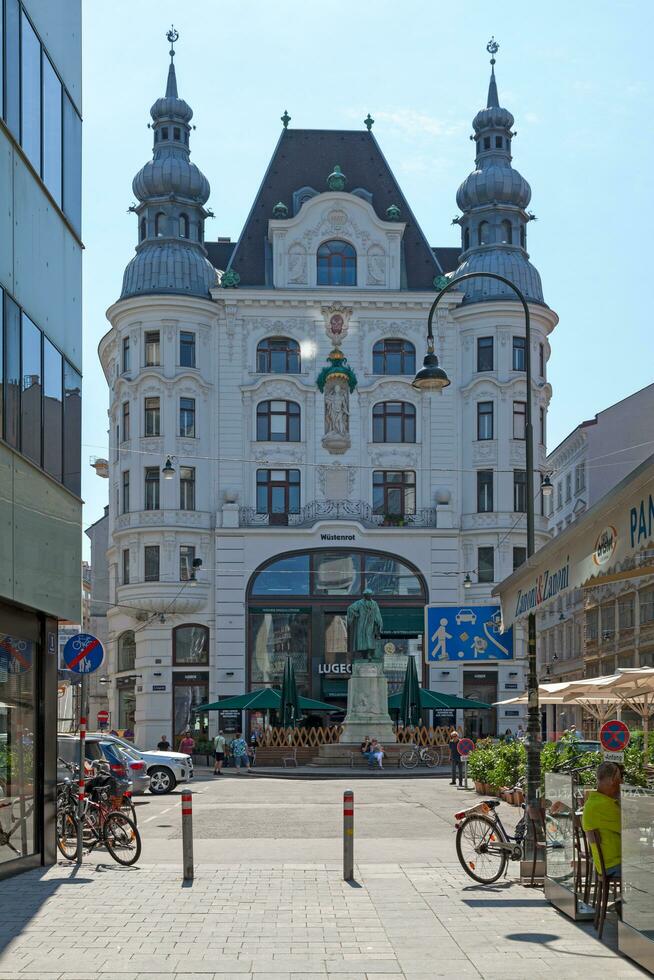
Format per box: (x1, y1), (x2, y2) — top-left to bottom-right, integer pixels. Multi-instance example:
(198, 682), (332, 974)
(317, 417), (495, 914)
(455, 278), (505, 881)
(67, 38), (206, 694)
(339, 660), (396, 744)
(312, 742), (405, 767)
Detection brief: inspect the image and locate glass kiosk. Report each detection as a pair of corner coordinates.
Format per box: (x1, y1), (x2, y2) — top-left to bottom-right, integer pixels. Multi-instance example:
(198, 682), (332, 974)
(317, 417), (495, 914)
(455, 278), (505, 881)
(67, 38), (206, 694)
(619, 785), (654, 972)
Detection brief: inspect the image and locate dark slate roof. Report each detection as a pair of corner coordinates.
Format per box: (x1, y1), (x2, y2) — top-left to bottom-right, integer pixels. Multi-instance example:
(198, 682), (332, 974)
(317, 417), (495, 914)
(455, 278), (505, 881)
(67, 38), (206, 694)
(431, 247), (461, 273)
(225, 129), (447, 289)
(205, 240), (236, 270)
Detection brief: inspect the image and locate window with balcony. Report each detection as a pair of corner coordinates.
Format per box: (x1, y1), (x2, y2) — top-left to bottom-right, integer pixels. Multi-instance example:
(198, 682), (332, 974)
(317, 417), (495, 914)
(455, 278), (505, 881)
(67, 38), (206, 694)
(144, 397), (160, 437)
(513, 470), (527, 513)
(180, 545), (196, 582)
(372, 402), (416, 443)
(256, 400), (301, 442)
(117, 631), (135, 671)
(144, 330), (160, 366)
(256, 469), (301, 524)
(477, 401), (494, 440)
(512, 336), (526, 371)
(122, 470), (130, 514)
(513, 401), (526, 440)
(179, 397), (196, 438)
(372, 471), (416, 518)
(477, 336), (493, 372)
(256, 337), (301, 374)
(317, 240), (356, 286)
(144, 467), (160, 510)
(477, 470), (493, 513)
(144, 546), (160, 583)
(121, 550), (130, 586)
(122, 401), (130, 442)
(477, 546), (495, 583)
(372, 339), (416, 375)
(180, 466), (196, 511)
(179, 331), (196, 368)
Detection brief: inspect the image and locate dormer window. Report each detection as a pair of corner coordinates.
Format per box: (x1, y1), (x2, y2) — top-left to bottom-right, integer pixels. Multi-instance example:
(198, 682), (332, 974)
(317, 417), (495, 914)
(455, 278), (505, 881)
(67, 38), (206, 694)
(500, 220), (512, 244)
(173, 127), (181, 141)
(483, 136), (491, 150)
(161, 127), (169, 140)
(495, 136), (503, 149)
(317, 240), (356, 286)
(154, 212), (165, 237)
(179, 214), (189, 239)
(478, 221), (489, 246)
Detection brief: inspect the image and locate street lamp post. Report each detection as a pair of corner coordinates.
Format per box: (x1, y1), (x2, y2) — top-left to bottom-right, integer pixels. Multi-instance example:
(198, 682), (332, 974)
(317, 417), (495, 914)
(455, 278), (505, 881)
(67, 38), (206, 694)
(414, 271), (541, 857)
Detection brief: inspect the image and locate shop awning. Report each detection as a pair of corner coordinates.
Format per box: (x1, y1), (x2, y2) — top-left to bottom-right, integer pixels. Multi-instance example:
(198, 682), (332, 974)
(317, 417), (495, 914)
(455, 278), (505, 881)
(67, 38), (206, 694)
(194, 688), (336, 713)
(388, 689), (491, 711)
(493, 454), (654, 630)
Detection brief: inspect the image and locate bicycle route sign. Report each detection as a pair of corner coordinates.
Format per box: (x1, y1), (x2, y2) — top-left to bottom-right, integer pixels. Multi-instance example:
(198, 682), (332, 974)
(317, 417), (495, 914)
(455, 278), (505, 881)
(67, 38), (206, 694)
(599, 719), (630, 753)
(62, 633), (104, 674)
(457, 737), (475, 757)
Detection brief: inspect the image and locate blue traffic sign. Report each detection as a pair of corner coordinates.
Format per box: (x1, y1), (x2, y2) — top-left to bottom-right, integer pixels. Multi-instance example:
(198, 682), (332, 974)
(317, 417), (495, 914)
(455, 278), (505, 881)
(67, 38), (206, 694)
(426, 606), (513, 662)
(62, 633), (104, 674)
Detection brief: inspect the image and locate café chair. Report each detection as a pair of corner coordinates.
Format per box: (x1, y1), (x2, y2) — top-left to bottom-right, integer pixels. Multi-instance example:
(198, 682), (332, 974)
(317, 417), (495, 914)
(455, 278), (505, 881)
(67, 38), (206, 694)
(584, 828), (621, 939)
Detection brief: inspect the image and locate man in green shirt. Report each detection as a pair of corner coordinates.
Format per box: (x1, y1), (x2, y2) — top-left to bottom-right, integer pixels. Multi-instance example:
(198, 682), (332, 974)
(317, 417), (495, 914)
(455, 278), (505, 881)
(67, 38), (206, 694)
(582, 760), (622, 876)
(213, 731), (226, 775)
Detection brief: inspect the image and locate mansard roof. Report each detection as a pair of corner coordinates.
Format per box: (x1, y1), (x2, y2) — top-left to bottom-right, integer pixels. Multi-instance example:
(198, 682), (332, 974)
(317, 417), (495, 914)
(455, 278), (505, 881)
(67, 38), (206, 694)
(222, 128), (453, 289)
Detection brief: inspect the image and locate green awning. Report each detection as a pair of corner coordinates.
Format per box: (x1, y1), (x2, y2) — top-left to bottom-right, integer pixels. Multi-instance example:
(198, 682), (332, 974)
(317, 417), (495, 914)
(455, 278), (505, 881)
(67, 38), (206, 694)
(194, 688), (336, 713)
(388, 689), (491, 711)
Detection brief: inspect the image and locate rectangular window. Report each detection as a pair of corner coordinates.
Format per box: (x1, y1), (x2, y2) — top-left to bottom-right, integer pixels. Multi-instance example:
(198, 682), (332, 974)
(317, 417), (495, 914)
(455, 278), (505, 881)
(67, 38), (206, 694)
(586, 608), (598, 642)
(144, 397), (160, 437)
(619, 596), (635, 630)
(0, 291), (3, 438)
(122, 336), (130, 373)
(477, 547), (495, 584)
(42, 53), (62, 205)
(43, 337), (63, 481)
(21, 313), (42, 466)
(640, 588), (654, 624)
(512, 400), (526, 440)
(539, 343), (545, 378)
(4, 293), (20, 449)
(513, 546), (527, 571)
(372, 470), (416, 517)
(180, 466), (196, 511)
(122, 548), (130, 585)
(477, 336), (493, 372)
(477, 401), (493, 440)
(20, 10), (41, 171)
(512, 336), (526, 371)
(513, 469), (527, 513)
(113, 424), (119, 463)
(144, 545), (160, 583)
(63, 361), (81, 495)
(477, 470), (493, 513)
(540, 406), (546, 446)
(145, 331), (160, 366)
(122, 470), (130, 514)
(122, 401), (130, 441)
(179, 331), (196, 368)
(565, 472), (572, 502)
(179, 397), (195, 437)
(575, 463), (585, 493)
(556, 481), (563, 510)
(62, 93), (82, 234)
(144, 467), (160, 510)
(4, 0), (20, 139)
(256, 469), (301, 522)
(180, 545), (196, 581)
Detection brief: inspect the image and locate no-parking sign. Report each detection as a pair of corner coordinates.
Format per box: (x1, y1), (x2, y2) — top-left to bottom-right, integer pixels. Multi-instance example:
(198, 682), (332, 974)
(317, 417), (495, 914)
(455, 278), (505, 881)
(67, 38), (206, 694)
(62, 633), (104, 674)
(599, 720), (630, 754)
(457, 737), (475, 757)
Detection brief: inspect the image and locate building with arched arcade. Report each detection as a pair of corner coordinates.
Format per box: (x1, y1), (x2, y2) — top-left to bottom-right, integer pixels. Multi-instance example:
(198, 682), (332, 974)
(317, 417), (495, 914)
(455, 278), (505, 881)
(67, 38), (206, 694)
(98, 36), (557, 748)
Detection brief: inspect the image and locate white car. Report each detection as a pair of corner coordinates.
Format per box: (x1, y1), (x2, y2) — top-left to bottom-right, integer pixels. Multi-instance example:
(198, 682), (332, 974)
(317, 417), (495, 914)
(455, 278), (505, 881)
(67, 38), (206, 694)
(455, 608), (477, 626)
(88, 733), (193, 794)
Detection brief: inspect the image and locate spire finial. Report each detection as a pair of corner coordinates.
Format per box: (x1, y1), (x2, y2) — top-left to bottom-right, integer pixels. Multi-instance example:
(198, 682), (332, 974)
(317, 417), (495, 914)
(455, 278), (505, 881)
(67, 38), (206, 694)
(167, 26), (179, 62)
(486, 36), (499, 66)
(281, 109), (291, 129)
(485, 36), (500, 108)
(164, 27), (180, 100)
(364, 113), (374, 131)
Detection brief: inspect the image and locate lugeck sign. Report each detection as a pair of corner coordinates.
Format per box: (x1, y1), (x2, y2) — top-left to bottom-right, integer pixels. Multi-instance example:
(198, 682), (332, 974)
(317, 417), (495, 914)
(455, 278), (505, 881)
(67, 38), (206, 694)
(495, 455), (654, 630)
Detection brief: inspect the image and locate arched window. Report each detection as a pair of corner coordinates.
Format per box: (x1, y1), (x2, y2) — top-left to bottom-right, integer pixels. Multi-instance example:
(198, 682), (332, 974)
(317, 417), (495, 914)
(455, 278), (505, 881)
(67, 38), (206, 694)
(478, 221), (489, 246)
(154, 212), (165, 237)
(179, 213), (189, 239)
(500, 220), (512, 244)
(256, 337), (301, 374)
(139, 217), (146, 242)
(317, 240), (356, 286)
(173, 624), (209, 666)
(256, 400), (301, 442)
(372, 339), (416, 376)
(463, 227), (470, 251)
(372, 402), (416, 443)
(249, 549), (425, 598)
(520, 225), (526, 248)
(117, 631), (136, 672)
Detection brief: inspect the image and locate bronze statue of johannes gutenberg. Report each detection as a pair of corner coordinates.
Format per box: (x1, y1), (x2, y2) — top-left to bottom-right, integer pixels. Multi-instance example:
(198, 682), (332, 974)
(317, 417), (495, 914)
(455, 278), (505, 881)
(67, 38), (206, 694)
(346, 588), (383, 662)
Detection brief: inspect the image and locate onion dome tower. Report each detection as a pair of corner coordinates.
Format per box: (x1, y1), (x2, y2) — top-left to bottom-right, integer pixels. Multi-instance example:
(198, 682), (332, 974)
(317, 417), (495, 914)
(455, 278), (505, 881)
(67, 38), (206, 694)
(452, 39), (544, 304)
(120, 29), (216, 299)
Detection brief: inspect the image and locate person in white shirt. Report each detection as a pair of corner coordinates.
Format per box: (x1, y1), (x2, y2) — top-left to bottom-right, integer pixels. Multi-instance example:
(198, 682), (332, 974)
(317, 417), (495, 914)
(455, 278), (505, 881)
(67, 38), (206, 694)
(213, 731), (226, 775)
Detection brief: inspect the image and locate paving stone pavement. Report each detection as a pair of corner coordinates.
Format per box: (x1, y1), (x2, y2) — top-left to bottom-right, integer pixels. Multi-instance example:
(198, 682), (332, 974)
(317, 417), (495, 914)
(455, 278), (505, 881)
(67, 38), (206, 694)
(0, 860), (646, 980)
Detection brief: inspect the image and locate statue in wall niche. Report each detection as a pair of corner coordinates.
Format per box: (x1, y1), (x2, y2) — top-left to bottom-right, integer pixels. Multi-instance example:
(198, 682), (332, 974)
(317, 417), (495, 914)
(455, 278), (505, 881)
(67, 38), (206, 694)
(325, 381), (349, 437)
(317, 345), (357, 455)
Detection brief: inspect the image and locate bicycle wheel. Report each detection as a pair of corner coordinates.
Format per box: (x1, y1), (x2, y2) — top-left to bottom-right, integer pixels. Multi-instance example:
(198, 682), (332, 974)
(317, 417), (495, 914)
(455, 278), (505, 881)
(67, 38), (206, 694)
(400, 749), (419, 769)
(423, 748), (439, 768)
(56, 811), (79, 860)
(103, 812), (141, 866)
(456, 814), (508, 884)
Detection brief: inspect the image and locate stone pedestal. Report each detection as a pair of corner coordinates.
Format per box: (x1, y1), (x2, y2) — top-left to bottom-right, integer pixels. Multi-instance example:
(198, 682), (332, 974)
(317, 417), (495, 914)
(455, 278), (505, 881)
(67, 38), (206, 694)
(338, 661), (396, 744)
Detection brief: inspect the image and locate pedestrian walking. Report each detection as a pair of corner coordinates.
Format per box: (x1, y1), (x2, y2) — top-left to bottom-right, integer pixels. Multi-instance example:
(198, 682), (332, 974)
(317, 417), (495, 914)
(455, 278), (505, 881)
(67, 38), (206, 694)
(179, 731), (195, 755)
(213, 730), (226, 775)
(449, 729), (463, 787)
(231, 732), (251, 773)
(157, 735), (170, 750)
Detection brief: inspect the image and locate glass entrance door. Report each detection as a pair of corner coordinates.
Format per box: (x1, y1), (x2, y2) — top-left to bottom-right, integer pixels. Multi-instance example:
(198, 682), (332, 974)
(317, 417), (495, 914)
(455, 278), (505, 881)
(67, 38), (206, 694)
(463, 670), (498, 738)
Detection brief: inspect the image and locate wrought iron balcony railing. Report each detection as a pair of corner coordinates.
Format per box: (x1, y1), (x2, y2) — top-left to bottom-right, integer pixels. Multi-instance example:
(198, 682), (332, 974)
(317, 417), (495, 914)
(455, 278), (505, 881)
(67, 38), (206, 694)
(238, 499), (438, 529)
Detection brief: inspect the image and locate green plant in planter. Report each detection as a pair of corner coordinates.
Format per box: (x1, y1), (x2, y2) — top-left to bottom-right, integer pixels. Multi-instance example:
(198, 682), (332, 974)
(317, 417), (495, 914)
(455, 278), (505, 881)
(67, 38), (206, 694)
(467, 747), (495, 785)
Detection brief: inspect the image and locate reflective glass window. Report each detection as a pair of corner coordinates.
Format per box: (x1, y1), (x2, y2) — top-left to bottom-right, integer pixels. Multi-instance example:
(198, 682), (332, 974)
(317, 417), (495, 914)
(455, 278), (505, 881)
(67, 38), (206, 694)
(117, 632), (136, 672)
(477, 336), (494, 372)
(0, 629), (37, 862)
(180, 331), (195, 368)
(249, 611), (310, 692)
(4, 294), (20, 449)
(173, 625), (209, 665)
(0, 291), (3, 438)
(372, 471), (415, 517)
(512, 336), (526, 371)
(477, 401), (493, 440)
(42, 54), (62, 205)
(122, 549), (130, 585)
(63, 362), (81, 495)
(250, 555), (310, 595)
(179, 466), (195, 510)
(144, 467), (160, 510)
(477, 546), (495, 583)
(364, 555), (422, 596)
(21, 314), (42, 466)
(256, 338), (300, 374)
(43, 337), (63, 481)
(144, 397), (160, 437)
(313, 553), (361, 596)
(179, 397), (195, 437)
(20, 10), (41, 171)
(179, 545), (196, 581)
(144, 545), (160, 582)
(317, 240), (356, 286)
(372, 339), (415, 375)
(4, 0), (20, 137)
(256, 400), (300, 442)
(63, 94), (82, 234)
(372, 402), (415, 443)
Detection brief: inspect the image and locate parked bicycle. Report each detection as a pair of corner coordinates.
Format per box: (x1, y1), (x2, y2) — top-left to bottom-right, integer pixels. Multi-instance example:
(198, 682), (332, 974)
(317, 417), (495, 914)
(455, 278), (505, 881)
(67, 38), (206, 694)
(399, 744), (444, 769)
(58, 758), (137, 823)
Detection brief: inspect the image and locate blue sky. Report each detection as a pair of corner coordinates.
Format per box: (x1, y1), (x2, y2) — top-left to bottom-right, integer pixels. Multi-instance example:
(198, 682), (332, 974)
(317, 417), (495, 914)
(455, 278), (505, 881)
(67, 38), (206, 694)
(81, 0), (654, 551)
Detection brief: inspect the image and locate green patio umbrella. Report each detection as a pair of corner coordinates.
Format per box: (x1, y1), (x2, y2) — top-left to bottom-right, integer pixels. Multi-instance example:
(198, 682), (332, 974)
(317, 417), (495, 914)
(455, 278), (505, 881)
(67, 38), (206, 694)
(194, 689), (335, 713)
(280, 657), (302, 728)
(388, 689), (491, 712)
(399, 656), (422, 727)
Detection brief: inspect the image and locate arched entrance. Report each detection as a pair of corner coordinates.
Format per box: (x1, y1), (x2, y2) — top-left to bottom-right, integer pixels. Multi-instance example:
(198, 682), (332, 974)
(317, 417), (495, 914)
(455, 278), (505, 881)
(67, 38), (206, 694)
(246, 549), (428, 720)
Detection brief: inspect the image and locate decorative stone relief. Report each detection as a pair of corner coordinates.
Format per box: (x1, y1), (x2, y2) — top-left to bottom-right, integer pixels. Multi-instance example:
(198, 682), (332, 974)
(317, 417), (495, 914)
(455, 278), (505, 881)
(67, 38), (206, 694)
(288, 243), (307, 284)
(321, 304), (352, 346)
(316, 464), (356, 497)
(370, 449), (418, 467)
(473, 443), (497, 462)
(366, 245), (386, 286)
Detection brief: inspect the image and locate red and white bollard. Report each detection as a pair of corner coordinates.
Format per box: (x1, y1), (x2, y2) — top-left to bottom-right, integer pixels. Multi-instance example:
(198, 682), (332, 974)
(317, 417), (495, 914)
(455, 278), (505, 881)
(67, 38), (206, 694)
(343, 789), (354, 881)
(181, 790), (194, 881)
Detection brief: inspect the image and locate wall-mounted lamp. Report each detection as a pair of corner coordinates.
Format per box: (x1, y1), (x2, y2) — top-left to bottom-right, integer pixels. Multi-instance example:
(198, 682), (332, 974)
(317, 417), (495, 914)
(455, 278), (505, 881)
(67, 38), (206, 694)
(463, 573), (472, 590)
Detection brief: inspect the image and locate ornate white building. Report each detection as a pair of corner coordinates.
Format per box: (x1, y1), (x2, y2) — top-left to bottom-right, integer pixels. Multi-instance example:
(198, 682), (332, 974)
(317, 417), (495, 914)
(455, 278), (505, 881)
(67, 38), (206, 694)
(98, 36), (557, 747)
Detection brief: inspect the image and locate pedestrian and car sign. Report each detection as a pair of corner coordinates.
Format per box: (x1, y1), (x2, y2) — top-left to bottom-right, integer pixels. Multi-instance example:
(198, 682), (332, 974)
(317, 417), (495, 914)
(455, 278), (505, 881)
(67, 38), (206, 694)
(457, 738), (475, 757)
(599, 719), (630, 752)
(425, 606), (513, 662)
(62, 633), (104, 674)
